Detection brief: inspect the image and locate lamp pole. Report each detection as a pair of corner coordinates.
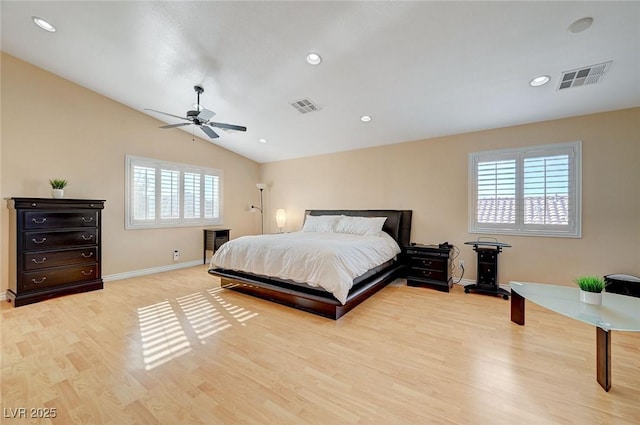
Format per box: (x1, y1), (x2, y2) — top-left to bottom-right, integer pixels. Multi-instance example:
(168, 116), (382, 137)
(254, 183), (267, 234)
(259, 187), (264, 234)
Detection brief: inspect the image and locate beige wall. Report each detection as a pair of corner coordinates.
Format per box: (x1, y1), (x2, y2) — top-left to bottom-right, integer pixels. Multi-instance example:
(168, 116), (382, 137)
(262, 108), (640, 286)
(1, 53), (261, 293)
(2, 52), (638, 294)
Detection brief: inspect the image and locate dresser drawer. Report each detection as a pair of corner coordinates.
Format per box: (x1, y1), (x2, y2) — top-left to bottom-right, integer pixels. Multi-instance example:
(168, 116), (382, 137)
(407, 268), (446, 282)
(23, 264), (99, 291)
(24, 229), (97, 250)
(24, 247), (98, 270)
(24, 211), (98, 229)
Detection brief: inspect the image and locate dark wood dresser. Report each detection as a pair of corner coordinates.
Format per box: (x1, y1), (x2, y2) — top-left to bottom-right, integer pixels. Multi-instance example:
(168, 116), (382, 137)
(406, 244), (453, 292)
(7, 198), (105, 307)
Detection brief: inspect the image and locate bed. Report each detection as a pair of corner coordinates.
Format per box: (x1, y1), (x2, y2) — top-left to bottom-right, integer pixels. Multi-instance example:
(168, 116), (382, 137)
(208, 209), (412, 319)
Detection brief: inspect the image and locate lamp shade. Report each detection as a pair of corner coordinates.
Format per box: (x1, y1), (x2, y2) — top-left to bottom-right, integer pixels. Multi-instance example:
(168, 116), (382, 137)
(275, 209), (287, 228)
(256, 183), (267, 190)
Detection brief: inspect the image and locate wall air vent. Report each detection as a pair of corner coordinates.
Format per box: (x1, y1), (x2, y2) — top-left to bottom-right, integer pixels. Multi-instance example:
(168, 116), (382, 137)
(557, 61), (612, 90)
(290, 98), (322, 114)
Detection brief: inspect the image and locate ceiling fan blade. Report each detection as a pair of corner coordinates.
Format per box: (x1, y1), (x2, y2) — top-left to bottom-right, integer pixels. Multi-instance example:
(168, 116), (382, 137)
(208, 121), (247, 132)
(144, 108), (189, 121)
(159, 123), (192, 129)
(197, 108), (216, 122)
(200, 125), (220, 139)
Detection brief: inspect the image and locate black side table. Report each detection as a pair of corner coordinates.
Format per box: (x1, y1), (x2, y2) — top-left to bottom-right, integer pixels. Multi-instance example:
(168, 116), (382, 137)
(463, 240), (511, 300)
(203, 228), (230, 264)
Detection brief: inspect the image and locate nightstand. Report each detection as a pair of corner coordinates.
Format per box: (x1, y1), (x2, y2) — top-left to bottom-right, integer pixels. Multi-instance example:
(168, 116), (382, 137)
(203, 228), (230, 264)
(405, 244), (453, 292)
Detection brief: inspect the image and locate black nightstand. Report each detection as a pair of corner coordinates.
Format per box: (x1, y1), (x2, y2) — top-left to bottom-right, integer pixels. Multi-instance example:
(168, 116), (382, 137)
(405, 244), (453, 292)
(203, 228), (230, 264)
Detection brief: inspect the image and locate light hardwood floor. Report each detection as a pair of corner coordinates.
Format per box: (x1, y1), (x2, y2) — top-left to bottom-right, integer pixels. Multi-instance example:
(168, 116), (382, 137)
(1, 266), (639, 425)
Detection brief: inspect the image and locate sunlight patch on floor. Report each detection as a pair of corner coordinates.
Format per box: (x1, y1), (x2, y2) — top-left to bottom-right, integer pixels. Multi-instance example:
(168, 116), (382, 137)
(137, 300), (192, 370)
(137, 287), (260, 368)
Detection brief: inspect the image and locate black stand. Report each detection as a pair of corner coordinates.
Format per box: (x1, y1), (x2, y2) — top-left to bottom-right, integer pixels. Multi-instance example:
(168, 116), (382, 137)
(463, 240), (512, 300)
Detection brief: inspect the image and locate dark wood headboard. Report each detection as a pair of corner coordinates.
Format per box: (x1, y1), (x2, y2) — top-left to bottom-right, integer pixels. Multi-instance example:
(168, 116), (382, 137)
(304, 210), (412, 248)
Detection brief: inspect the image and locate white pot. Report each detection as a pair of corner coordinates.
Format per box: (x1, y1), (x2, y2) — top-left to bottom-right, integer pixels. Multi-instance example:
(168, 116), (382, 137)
(580, 290), (602, 305)
(51, 189), (64, 199)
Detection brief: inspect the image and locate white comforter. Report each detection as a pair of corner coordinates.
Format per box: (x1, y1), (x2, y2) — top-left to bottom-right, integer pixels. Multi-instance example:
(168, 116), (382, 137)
(210, 231), (401, 304)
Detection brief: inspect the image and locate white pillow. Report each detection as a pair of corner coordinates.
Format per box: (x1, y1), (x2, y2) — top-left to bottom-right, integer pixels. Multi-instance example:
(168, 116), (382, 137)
(301, 215), (341, 233)
(334, 216), (387, 236)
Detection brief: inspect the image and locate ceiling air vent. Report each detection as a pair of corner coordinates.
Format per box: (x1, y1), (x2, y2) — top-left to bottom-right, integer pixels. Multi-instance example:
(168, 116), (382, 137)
(290, 98), (321, 114)
(557, 61), (612, 90)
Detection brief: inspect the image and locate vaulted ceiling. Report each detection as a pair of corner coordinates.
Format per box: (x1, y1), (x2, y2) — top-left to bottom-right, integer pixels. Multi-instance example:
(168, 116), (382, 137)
(2, 1), (639, 163)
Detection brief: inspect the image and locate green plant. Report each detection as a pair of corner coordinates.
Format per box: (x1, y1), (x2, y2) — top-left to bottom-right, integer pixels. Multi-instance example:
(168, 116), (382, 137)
(574, 276), (605, 293)
(49, 179), (68, 189)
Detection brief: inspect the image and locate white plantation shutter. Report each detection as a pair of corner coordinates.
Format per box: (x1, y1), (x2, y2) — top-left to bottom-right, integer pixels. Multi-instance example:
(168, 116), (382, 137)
(131, 164), (156, 224)
(161, 168), (180, 220)
(126, 155), (223, 228)
(469, 142), (581, 237)
(477, 158), (516, 224)
(523, 153), (572, 226)
(204, 174), (220, 220)
(183, 171), (201, 219)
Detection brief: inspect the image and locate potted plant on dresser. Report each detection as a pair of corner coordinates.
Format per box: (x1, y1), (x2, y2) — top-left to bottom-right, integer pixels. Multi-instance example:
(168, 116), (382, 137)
(574, 276), (606, 305)
(49, 179), (68, 198)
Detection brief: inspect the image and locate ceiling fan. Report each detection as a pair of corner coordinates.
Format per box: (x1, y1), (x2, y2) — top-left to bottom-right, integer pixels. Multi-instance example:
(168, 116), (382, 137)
(145, 85), (247, 139)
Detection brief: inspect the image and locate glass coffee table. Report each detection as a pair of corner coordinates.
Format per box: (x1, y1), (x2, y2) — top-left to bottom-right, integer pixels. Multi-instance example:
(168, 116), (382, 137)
(510, 281), (640, 391)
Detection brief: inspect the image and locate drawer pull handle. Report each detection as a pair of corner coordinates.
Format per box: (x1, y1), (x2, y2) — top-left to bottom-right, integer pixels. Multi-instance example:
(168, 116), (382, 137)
(81, 252), (94, 258)
(81, 234), (94, 240)
(32, 237), (47, 244)
(81, 217), (94, 222)
(32, 218), (47, 224)
(81, 269), (94, 276)
(31, 277), (46, 284)
(31, 257), (47, 264)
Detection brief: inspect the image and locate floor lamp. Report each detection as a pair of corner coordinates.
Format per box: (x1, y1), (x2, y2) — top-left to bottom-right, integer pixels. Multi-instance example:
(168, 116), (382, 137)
(251, 183), (266, 234)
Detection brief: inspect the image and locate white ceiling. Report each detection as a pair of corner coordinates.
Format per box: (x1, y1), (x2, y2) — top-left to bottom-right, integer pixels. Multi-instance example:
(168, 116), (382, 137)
(2, 1), (639, 164)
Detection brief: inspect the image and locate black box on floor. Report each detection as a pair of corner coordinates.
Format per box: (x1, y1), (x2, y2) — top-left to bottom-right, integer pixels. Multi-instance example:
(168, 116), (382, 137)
(604, 274), (640, 298)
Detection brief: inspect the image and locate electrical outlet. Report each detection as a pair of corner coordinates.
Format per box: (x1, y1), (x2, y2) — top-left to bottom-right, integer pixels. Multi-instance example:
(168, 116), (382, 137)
(460, 260), (465, 268)
(173, 250), (180, 261)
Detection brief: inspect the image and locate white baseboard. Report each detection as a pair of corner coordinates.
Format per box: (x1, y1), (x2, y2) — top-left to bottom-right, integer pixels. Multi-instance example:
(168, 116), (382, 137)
(103, 260), (204, 283)
(0, 292), (6, 302)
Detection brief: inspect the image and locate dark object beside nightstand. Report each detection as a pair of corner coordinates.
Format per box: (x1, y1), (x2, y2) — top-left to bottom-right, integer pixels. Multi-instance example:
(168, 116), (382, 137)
(463, 240), (511, 300)
(605, 274), (640, 298)
(7, 197), (105, 307)
(203, 228), (230, 264)
(406, 244), (453, 291)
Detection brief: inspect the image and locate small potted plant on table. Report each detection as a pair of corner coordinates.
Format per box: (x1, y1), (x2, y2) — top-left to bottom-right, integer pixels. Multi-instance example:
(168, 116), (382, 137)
(49, 179), (68, 199)
(574, 276), (605, 305)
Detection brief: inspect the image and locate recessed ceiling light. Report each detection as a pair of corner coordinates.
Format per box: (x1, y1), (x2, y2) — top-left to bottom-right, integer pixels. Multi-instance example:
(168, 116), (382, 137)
(360, 115), (372, 122)
(32, 16), (56, 32)
(568, 17), (593, 34)
(306, 53), (322, 65)
(529, 75), (550, 87)
(258, 138), (268, 144)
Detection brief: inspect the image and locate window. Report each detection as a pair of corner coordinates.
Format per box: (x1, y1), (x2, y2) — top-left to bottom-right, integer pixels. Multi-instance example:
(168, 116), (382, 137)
(126, 155), (223, 229)
(469, 141), (581, 237)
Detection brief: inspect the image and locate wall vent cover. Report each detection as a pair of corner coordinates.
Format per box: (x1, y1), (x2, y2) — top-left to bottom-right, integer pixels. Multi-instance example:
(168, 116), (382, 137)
(557, 61), (612, 90)
(290, 98), (322, 114)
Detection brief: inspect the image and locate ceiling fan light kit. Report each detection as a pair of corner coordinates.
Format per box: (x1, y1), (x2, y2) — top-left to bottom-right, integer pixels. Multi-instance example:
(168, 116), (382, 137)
(145, 85), (246, 140)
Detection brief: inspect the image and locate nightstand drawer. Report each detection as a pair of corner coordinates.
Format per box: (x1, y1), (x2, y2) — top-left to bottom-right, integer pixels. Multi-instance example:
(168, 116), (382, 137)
(409, 257), (446, 271)
(407, 268), (446, 281)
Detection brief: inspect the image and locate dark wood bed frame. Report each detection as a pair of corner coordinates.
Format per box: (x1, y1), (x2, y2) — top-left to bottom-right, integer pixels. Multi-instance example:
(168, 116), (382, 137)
(208, 210), (412, 319)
